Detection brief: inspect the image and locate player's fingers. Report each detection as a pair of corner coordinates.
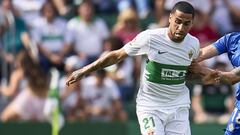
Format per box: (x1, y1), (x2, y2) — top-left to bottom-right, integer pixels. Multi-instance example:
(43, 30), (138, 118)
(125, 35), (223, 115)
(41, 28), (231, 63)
(66, 79), (76, 86)
(68, 79), (77, 85)
(66, 77), (75, 86)
(214, 77), (219, 84)
(214, 70), (221, 84)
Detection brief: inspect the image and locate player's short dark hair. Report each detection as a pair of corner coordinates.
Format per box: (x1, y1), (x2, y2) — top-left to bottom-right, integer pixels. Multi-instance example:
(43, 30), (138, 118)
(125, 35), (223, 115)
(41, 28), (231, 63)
(171, 1), (195, 18)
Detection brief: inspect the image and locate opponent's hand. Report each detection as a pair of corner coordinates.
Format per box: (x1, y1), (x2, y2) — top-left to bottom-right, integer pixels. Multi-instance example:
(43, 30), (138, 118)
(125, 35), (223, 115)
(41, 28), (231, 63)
(66, 69), (84, 86)
(202, 70), (221, 85)
(188, 60), (203, 74)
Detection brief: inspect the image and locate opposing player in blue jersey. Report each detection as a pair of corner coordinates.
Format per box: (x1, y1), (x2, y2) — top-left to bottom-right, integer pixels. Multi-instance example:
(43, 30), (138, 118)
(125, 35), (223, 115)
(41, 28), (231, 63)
(191, 32), (240, 135)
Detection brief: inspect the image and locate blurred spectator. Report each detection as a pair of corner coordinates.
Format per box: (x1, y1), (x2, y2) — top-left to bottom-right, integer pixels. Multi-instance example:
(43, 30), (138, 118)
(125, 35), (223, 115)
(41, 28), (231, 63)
(66, 0), (109, 65)
(91, 0), (117, 13)
(12, 0), (46, 28)
(223, 0), (240, 31)
(0, 51), (49, 122)
(112, 8), (141, 92)
(148, 0), (169, 29)
(154, 0), (165, 21)
(103, 37), (134, 101)
(148, 10), (169, 29)
(52, 0), (79, 20)
(0, 0), (30, 82)
(149, 0), (212, 30)
(31, 1), (71, 72)
(102, 37), (124, 53)
(0, 0), (28, 61)
(52, 0), (73, 16)
(117, 0), (150, 19)
(192, 62), (235, 124)
(59, 57), (86, 121)
(164, 0), (212, 15)
(112, 8), (140, 44)
(0, 6), (7, 36)
(189, 10), (220, 48)
(81, 69), (127, 121)
(211, 0), (240, 35)
(0, 50), (27, 98)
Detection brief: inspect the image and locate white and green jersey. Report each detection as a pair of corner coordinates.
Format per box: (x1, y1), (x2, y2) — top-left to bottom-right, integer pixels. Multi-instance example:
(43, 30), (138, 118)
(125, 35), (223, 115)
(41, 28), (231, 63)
(123, 28), (200, 110)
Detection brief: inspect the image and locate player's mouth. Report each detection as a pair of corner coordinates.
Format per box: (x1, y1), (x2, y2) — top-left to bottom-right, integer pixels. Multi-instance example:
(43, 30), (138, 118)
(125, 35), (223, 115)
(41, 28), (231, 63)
(175, 33), (184, 37)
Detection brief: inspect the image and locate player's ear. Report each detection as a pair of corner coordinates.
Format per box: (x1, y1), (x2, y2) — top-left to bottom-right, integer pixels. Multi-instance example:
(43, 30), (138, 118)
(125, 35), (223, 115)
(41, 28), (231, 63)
(169, 13), (173, 23)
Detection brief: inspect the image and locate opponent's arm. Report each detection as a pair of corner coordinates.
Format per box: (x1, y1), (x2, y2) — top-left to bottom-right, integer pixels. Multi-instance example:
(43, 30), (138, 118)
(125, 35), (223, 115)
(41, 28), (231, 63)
(66, 48), (128, 86)
(197, 44), (218, 62)
(186, 68), (219, 85)
(186, 61), (220, 84)
(187, 44), (219, 84)
(219, 68), (240, 85)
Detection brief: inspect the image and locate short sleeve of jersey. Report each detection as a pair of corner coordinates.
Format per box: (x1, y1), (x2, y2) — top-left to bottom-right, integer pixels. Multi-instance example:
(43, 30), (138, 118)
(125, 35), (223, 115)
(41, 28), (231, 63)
(213, 33), (231, 55)
(193, 39), (200, 59)
(123, 30), (150, 56)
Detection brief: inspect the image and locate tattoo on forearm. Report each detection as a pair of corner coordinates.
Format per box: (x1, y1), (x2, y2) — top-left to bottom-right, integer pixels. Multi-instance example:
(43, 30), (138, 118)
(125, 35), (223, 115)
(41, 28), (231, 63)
(86, 51), (124, 73)
(92, 53), (116, 70)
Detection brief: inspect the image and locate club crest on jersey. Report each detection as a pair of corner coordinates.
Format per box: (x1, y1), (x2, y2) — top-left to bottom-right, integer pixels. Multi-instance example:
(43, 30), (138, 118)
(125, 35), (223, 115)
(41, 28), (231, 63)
(188, 50), (193, 59)
(228, 123), (234, 132)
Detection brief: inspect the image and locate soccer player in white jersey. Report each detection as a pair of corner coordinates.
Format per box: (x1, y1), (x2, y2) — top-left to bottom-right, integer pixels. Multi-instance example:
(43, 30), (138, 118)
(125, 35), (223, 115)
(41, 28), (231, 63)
(66, 2), (201, 135)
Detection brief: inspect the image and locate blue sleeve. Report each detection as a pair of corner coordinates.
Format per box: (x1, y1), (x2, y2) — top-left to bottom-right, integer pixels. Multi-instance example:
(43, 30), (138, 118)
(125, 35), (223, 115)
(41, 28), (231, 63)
(213, 33), (231, 55)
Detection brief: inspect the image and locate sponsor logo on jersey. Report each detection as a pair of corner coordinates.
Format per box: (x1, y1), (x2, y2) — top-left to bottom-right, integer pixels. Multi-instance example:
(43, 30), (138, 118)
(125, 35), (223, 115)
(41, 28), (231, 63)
(161, 68), (186, 79)
(145, 61), (188, 85)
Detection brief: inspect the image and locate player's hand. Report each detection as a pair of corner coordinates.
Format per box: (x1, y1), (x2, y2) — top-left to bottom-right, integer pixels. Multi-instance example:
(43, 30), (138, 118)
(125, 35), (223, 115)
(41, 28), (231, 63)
(202, 70), (221, 85)
(188, 60), (202, 74)
(66, 69), (84, 86)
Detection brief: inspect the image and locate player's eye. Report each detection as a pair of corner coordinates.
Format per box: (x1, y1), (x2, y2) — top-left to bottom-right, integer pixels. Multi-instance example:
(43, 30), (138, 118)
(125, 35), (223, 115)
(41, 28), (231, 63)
(175, 19), (181, 24)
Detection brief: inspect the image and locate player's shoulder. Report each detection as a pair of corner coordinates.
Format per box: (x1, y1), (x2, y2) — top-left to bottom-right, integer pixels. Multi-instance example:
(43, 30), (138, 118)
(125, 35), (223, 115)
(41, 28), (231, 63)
(224, 32), (240, 41)
(186, 33), (199, 43)
(186, 33), (200, 48)
(226, 32), (240, 36)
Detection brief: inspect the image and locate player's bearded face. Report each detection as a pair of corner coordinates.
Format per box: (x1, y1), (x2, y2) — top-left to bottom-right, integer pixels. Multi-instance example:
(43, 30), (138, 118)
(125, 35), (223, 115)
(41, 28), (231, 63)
(169, 10), (193, 42)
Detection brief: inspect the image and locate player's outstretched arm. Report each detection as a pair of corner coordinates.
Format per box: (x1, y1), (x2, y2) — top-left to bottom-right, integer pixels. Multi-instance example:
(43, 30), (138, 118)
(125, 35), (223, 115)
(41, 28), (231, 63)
(219, 67), (240, 85)
(66, 48), (128, 86)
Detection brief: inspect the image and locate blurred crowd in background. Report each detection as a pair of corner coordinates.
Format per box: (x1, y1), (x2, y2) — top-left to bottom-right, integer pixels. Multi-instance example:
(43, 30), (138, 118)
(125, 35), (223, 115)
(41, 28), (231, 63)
(0, 0), (240, 124)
